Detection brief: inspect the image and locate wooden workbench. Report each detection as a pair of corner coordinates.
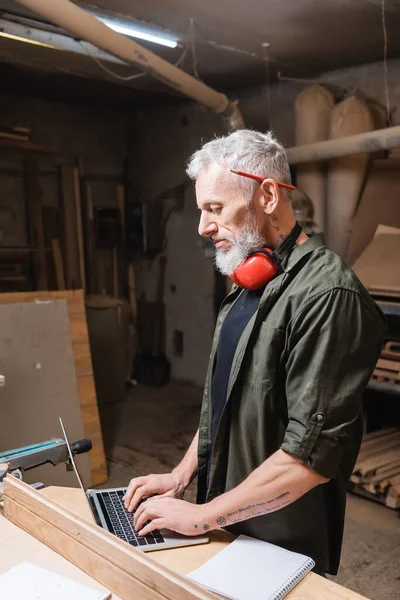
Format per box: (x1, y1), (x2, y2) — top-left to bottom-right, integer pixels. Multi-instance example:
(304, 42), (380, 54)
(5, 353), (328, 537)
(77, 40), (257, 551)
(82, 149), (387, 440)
(0, 486), (368, 600)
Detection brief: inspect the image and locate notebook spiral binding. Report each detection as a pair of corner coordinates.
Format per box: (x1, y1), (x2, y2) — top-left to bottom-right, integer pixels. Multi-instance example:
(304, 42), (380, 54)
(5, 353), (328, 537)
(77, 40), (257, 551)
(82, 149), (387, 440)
(269, 558), (315, 600)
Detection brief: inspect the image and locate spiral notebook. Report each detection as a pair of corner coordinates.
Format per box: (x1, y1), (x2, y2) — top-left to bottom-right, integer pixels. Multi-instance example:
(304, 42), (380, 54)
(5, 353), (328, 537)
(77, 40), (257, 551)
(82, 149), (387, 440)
(0, 562), (111, 600)
(187, 535), (315, 600)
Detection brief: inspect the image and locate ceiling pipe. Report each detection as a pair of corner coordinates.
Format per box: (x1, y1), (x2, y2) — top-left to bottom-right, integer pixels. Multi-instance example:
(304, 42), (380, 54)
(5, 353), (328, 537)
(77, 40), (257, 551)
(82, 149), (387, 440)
(14, 0), (245, 131)
(286, 125), (400, 164)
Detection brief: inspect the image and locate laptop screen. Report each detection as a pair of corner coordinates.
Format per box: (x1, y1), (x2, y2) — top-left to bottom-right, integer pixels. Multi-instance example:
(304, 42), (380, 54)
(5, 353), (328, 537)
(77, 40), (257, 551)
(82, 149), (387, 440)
(59, 417), (87, 495)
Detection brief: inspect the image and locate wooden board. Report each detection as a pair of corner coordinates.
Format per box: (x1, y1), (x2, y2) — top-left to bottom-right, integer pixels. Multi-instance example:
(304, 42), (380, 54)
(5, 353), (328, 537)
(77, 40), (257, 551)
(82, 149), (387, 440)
(352, 230), (400, 296)
(3, 478), (216, 600)
(351, 429), (400, 508)
(60, 165), (80, 289)
(24, 158), (47, 290)
(73, 166), (86, 294)
(52, 239), (66, 290)
(2, 481), (370, 600)
(0, 291), (107, 486)
(0, 300), (91, 487)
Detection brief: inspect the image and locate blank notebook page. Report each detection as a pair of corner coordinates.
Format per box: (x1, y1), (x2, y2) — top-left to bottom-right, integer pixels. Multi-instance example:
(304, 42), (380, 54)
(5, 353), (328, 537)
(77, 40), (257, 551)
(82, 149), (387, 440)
(188, 534), (315, 600)
(0, 562), (111, 600)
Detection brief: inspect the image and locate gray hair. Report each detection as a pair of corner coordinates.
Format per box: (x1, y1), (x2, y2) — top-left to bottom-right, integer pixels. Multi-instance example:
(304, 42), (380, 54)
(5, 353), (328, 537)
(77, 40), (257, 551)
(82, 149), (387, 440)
(186, 129), (292, 199)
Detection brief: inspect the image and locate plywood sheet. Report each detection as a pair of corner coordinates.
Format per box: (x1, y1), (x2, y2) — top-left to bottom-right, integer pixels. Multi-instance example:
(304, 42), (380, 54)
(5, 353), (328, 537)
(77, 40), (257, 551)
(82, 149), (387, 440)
(0, 299), (91, 487)
(347, 150), (400, 265)
(351, 227), (400, 294)
(0, 291), (107, 485)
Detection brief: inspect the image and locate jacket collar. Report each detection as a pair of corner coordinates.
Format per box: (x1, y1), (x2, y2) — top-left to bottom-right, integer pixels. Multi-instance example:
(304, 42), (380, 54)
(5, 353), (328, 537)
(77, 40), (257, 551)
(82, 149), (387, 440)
(284, 233), (325, 272)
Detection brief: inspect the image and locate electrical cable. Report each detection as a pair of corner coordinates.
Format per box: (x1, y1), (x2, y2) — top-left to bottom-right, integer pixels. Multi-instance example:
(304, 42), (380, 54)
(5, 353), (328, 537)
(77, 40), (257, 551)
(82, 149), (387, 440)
(79, 39), (189, 82)
(79, 41), (147, 80)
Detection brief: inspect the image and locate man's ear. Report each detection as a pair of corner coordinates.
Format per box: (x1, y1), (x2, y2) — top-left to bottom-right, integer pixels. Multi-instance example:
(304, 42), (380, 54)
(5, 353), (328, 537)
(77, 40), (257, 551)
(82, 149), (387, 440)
(260, 178), (280, 214)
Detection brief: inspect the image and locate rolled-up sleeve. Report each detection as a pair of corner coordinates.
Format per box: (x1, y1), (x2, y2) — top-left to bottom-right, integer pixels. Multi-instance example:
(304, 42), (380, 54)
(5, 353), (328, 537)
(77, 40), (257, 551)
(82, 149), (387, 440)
(280, 288), (385, 479)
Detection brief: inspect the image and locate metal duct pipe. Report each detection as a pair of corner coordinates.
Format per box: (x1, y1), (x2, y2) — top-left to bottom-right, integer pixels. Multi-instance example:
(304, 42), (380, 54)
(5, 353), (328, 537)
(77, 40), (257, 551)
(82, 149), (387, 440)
(286, 125), (400, 164)
(14, 0), (244, 130)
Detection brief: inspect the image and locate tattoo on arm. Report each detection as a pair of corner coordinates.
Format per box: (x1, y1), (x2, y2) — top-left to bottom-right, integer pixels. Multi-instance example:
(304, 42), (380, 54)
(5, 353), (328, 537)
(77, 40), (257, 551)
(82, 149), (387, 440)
(220, 492), (291, 526)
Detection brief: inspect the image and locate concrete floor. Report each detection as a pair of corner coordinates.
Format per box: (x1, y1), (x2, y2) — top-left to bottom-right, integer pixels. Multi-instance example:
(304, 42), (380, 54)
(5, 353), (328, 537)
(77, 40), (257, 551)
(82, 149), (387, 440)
(97, 381), (400, 600)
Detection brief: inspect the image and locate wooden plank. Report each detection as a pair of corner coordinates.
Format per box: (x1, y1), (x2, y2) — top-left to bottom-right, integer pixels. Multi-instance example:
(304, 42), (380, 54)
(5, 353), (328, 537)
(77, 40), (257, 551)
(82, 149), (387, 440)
(60, 165), (80, 289)
(0, 291), (107, 486)
(0, 138), (58, 154)
(356, 435), (400, 463)
(3, 477), (216, 600)
(369, 461), (400, 483)
(4, 500), (168, 600)
(84, 183), (96, 294)
(116, 184), (126, 298)
(73, 166), (86, 294)
(371, 368), (400, 383)
(356, 448), (400, 475)
(376, 358), (400, 375)
(128, 263), (137, 325)
(361, 428), (398, 442)
(52, 239), (66, 290)
(357, 430), (400, 455)
(24, 158), (47, 290)
(42, 206), (60, 291)
(113, 249), (119, 296)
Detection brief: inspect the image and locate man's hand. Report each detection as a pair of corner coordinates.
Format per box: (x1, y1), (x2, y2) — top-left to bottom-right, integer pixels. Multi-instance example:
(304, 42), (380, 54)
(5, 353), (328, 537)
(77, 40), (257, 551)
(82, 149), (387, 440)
(123, 472), (187, 513)
(133, 497), (209, 537)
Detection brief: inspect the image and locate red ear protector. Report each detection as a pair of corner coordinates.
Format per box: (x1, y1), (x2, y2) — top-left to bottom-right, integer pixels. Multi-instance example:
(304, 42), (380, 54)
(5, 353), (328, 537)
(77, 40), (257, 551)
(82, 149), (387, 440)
(230, 222), (302, 291)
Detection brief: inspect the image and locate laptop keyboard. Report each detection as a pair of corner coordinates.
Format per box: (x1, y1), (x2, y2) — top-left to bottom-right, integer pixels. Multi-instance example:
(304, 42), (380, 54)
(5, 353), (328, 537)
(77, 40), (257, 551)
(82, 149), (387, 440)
(97, 489), (165, 547)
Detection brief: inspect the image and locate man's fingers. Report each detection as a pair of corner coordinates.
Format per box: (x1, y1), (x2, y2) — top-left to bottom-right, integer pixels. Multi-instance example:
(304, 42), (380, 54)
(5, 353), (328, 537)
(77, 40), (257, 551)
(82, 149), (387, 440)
(123, 477), (146, 507)
(133, 503), (147, 530)
(127, 485), (154, 513)
(138, 518), (164, 537)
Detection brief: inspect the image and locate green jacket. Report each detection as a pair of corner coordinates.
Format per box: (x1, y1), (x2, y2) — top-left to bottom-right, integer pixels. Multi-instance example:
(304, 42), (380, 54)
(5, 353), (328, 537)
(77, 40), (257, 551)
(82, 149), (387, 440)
(197, 234), (386, 574)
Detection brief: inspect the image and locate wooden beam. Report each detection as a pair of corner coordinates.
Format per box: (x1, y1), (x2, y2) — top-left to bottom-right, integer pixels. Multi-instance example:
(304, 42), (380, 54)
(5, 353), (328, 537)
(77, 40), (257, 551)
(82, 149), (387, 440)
(0, 138), (58, 154)
(24, 158), (47, 290)
(51, 239), (66, 290)
(73, 166), (86, 294)
(60, 164), (80, 289)
(3, 477), (216, 600)
(84, 183), (96, 294)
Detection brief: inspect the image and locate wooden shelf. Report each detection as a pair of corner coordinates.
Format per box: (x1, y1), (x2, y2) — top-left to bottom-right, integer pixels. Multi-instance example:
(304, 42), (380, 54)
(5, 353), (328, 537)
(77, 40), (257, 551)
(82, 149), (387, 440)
(0, 138), (58, 155)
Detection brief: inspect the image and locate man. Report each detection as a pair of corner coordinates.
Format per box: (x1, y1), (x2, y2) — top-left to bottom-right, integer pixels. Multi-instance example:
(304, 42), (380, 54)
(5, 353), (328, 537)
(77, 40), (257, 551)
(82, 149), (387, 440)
(124, 130), (386, 575)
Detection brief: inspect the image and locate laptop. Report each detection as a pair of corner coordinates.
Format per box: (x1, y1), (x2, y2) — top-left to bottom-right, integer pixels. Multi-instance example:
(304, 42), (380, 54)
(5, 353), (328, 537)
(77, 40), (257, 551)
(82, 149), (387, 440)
(59, 418), (209, 552)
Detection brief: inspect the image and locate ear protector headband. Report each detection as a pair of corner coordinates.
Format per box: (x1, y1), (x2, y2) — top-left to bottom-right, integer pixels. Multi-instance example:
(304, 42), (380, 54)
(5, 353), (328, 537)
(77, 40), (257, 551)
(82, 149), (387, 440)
(230, 222), (302, 290)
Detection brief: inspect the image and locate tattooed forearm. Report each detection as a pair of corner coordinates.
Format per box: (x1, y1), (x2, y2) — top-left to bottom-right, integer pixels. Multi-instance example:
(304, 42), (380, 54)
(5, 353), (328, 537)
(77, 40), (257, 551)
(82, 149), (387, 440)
(216, 492), (291, 528)
(229, 498), (292, 525)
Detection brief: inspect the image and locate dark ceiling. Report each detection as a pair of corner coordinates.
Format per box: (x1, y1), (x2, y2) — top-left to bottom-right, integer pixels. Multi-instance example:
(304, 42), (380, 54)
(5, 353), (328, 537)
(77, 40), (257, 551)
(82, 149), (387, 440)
(0, 0), (399, 107)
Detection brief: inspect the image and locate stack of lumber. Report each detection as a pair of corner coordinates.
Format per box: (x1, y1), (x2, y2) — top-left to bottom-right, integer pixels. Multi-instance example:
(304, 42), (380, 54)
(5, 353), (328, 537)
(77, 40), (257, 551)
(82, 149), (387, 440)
(371, 341), (400, 386)
(351, 428), (400, 509)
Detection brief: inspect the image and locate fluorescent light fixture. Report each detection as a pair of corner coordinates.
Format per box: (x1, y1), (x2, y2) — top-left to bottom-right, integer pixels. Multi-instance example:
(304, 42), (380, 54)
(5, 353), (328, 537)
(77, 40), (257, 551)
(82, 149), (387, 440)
(0, 18), (130, 65)
(0, 31), (58, 49)
(98, 17), (178, 48)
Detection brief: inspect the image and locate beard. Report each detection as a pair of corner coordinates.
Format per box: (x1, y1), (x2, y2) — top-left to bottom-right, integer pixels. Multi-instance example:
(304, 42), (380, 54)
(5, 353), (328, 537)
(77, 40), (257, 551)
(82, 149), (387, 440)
(214, 214), (266, 276)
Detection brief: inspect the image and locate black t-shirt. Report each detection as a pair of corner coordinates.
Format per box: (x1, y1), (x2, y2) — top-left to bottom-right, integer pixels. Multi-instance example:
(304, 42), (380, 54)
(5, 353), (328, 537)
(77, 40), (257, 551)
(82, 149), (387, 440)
(211, 287), (264, 451)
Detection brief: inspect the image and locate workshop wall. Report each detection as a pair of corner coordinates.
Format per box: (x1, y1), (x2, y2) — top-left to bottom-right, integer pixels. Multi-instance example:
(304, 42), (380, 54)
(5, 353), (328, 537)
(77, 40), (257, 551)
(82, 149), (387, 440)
(128, 103), (226, 386)
(0, 92), (126, 248)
